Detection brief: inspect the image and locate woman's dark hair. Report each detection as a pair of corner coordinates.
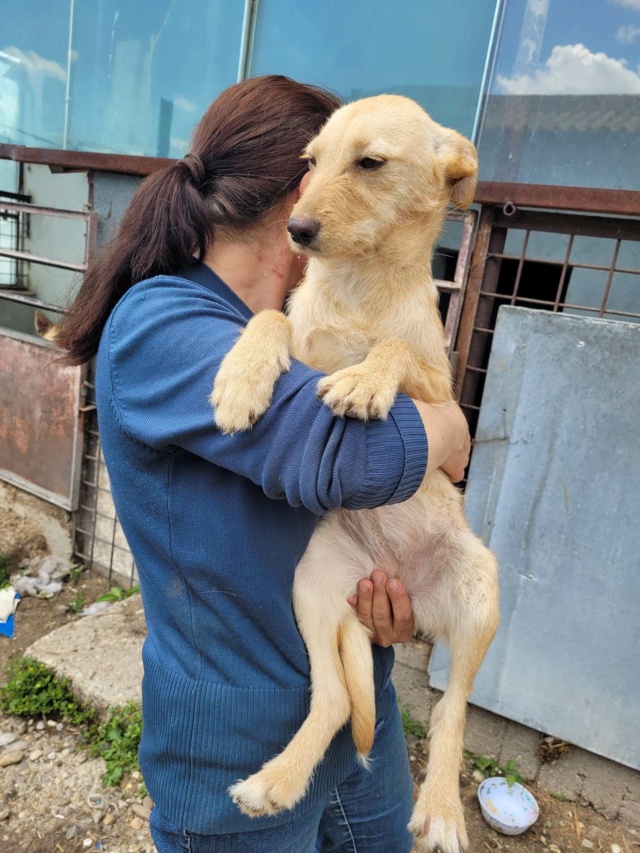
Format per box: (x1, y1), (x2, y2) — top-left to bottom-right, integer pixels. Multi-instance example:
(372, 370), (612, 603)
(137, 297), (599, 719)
(56, 75), (341, 364)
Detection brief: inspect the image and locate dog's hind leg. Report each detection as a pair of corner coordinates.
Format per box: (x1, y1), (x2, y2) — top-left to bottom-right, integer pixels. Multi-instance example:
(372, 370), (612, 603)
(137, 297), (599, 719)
(229, 550), (370, 818)
(409, 538), (499, 853)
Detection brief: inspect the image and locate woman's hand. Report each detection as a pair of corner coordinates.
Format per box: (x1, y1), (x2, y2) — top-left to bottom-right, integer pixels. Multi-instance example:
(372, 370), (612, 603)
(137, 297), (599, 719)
(413, 399), (471, 483)
(347, 557), (415, 647)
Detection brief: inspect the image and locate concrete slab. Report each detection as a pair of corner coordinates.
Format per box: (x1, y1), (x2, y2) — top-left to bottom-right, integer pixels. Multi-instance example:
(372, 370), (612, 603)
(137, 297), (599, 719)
(25, 594), (146, 712)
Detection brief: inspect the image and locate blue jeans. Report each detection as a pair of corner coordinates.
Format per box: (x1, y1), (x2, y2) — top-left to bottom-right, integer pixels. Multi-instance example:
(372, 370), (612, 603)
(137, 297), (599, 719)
(150, 697), (413, 853)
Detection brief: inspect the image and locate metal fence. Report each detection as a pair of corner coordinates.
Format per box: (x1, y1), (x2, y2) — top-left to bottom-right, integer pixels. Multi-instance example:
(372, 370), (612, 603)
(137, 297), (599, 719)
(454, 204), (640, 435)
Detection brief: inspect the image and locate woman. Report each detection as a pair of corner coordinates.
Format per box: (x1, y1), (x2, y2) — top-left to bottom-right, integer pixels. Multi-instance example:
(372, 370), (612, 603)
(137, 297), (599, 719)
(56, 75), (470, 853)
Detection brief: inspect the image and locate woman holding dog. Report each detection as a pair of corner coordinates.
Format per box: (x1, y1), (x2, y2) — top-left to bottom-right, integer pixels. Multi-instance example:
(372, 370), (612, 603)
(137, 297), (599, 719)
(56, 76), (470, 852)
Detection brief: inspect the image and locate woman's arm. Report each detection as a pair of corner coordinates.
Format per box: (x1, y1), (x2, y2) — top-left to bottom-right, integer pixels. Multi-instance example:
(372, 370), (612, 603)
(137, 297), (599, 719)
(104, 278), (429, 515)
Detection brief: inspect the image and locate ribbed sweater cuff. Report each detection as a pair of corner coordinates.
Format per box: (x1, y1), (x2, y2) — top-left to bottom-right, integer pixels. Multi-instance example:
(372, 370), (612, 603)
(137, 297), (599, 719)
(387, 394), (428, 502)
(351, 394), (427, 509)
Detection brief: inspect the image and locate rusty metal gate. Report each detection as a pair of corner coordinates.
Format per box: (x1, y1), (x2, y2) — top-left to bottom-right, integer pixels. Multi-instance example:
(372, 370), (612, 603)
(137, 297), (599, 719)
(453, 201), (640, 431)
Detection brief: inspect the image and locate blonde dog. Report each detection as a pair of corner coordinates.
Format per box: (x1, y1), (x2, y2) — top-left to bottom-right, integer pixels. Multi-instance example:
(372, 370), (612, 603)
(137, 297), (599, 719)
(212, 95), (499, 853)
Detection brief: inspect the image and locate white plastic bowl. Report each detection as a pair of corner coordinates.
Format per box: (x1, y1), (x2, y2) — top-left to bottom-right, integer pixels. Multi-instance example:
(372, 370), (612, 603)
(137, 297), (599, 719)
(478, 777), (539, 836)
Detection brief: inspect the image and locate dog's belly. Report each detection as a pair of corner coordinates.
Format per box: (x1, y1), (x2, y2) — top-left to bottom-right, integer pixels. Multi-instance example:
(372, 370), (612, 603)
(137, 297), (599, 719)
(298, 472), (466, 635)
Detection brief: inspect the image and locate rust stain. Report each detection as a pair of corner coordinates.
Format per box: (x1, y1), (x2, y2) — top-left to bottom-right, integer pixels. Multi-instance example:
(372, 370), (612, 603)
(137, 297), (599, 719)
(0, 333), (83, 503)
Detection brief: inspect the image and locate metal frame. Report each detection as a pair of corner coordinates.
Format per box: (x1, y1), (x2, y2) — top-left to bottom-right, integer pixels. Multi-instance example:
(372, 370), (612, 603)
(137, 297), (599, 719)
(0, 199), (97, 313)
(454, 203), (640, 435)
(435, 210), (477, 352)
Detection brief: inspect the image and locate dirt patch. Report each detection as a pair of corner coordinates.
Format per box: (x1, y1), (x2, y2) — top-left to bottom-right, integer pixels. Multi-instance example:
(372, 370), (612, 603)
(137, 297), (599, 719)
(0, 574), (111, 684)
(0, 510), (48, 575)
(409, 737), (640, 852)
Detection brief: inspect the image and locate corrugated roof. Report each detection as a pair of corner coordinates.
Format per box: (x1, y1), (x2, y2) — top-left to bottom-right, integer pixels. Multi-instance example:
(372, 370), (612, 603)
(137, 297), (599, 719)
(482, 94), (640, 133)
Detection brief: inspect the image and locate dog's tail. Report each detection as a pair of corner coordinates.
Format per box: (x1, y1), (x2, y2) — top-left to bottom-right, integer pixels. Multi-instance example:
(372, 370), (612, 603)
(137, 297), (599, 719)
(339, 615), (375, 761)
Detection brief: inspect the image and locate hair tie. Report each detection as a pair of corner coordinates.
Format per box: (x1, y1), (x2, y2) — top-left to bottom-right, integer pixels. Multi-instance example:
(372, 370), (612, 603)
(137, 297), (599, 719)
(179, 152), (206, 188)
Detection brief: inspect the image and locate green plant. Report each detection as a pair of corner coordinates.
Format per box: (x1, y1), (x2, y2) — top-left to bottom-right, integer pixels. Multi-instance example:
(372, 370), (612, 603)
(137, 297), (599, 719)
(401, 707), (427, 739)
(465, 750), (523, 787)
(0, 656), (97, 727)
(91, 702), (143, 787)
(549, 791), (568, 802)
(67, 563), (85, 583)
(66, 594), (85, 614)
(1, 656), (143, 788)
(0, 553), (10, 588)
(97, 585), (140, 603)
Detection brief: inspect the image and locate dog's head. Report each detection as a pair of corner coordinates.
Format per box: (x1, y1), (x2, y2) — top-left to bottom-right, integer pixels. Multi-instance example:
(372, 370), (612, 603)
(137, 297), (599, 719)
(288, 95), (477, 260)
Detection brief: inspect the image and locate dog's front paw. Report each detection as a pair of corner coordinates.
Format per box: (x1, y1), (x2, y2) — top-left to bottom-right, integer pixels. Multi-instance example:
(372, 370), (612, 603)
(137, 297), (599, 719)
(317, 367), (397, 420)
(211, 344), (291, 435)
(229, 766), (307, 818)
(409, 797), (468, 853)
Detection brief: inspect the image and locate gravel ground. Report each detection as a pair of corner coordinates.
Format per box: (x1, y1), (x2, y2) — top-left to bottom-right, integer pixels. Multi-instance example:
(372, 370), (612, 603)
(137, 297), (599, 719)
(0, 714), (153, 853)
(1, 711), (638, 853)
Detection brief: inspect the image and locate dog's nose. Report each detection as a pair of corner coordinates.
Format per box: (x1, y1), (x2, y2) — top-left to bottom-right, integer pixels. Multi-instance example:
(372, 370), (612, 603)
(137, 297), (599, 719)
(287, 217), (320, 247)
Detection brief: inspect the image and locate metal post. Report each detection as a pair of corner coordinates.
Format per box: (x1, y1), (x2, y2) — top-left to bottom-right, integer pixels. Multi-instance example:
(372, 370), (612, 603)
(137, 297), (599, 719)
(62, 0), (76, 149)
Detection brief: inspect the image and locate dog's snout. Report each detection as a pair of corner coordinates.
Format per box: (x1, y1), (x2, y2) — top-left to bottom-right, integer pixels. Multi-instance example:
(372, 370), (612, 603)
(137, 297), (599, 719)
(287, 217), (320, 247)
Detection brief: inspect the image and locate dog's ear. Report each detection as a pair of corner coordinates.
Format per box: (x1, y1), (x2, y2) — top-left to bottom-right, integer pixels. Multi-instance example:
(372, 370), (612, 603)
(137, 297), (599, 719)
(438, 130), (478, 210)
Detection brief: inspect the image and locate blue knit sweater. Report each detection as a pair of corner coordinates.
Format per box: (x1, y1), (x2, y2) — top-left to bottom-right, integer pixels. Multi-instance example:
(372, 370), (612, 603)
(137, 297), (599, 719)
(95, 262), (428, 833)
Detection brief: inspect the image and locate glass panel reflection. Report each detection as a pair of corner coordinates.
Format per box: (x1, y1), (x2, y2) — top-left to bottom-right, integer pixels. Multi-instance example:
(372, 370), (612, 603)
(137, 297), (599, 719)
(478, 0), (640, 188)
(250, 0), (498, 138)
(1, 0), (244, 157)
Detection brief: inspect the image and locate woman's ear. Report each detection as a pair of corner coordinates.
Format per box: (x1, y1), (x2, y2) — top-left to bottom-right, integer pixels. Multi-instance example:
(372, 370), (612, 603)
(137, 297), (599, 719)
(438, 130), (478, 210)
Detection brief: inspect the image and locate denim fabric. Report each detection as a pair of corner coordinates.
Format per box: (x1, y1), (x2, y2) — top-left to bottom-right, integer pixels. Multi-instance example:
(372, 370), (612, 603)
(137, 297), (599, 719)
(150, 691), (413, 853)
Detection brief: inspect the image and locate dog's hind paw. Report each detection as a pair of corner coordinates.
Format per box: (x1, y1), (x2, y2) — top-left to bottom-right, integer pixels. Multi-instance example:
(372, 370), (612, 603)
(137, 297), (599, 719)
(409, 806), (468, 853)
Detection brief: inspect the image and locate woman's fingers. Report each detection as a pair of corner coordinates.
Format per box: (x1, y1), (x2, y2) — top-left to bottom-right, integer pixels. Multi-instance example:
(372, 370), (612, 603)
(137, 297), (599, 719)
(348, 564), (415, 646)
(386, 577), (415, 642)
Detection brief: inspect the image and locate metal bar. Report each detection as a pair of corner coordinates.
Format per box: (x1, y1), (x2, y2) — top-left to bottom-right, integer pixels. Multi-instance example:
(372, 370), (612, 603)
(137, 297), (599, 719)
(3, 140), (640, 216)
(0, 143), (174, 177)
(493, 209), (640, 242)
(62, 0), (76, 149)
(453, 207), (495, 397)
(552, 234), (574, 312)
(461, 220), (508, 407)
(471, 0), (507, 144)
(510, 229), (530, 305)
(0, 247), (85, 272)
(0, 200), (93, 221)
(237, 0), (260, 81)
(0, 290), (66, 312)
(443, 211), (477, 351)
(475, 182), (640, 218)
(599, 240), (621, 317)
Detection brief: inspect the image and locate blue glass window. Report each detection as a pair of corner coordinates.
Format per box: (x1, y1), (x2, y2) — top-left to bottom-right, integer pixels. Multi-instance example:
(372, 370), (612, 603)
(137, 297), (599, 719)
(477, 0), (640, 188)
(249, 0), (498, 138)
(1, 0), (244, 157)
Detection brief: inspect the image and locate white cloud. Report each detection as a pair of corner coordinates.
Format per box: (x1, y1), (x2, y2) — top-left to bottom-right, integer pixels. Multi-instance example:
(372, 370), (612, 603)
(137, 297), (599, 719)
(174, 95), (196, 113)
(611, 0), (640, 10)
(1, 46), (67, 81)
(498, 43), (640, 95)
(616, 23), (640, 42)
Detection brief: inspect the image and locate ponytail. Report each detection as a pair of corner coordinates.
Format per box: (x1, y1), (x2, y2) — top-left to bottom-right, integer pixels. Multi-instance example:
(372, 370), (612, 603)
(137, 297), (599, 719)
(55, 75), (341, 365)
(55, 160), (212, 365)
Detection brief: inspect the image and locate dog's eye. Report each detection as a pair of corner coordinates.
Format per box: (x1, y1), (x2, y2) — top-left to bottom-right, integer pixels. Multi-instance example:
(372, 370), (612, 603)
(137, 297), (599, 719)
(306, 156), (316, 169)
(357, 157), (384, 170)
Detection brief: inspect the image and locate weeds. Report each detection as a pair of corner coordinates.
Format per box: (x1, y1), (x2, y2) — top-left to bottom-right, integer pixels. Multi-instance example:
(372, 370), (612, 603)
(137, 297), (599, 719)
(0, 553), (10, 588)
(401, 707), (427, 739)
(0, 656), (142, 788)
(66, 594), (85, 614)
(0, 656), (97, 726)
(465, 750), (523, 787)
(97, 585), (140, 603)
(91, 702), (143, 787)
